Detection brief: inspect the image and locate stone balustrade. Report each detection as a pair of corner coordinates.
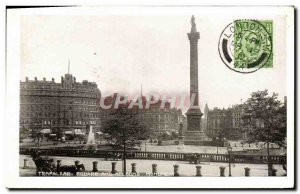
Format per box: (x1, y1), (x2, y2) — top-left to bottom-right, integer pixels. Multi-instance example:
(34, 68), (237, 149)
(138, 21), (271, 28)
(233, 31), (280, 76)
(19, 148), (287, 165)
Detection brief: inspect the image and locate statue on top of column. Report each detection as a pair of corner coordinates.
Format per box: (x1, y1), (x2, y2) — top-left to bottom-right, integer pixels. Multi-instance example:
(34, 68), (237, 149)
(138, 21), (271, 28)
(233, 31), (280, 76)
(190, 15), (197, 33)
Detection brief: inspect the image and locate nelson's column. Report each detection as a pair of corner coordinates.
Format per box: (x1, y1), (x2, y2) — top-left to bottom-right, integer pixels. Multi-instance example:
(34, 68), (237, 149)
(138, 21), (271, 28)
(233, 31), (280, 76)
(184, 16), (209, 145)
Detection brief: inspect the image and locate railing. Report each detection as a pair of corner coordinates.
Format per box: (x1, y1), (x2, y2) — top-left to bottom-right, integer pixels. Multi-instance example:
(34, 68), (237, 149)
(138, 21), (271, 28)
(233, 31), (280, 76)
(19, 148), (286, 164)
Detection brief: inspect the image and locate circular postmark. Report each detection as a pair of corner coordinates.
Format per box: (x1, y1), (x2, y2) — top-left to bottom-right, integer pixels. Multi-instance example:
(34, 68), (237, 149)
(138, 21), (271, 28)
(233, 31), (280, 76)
(218, 20), (273, 73)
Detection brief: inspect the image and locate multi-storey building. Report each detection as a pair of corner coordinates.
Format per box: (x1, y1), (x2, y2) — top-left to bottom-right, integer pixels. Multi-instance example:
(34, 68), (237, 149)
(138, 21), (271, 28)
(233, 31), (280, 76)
(134, 97), (184, 135)
(230, 104), (244, 139)
(207, 97), (286, 141)
(99, 94), (185, 136)
(206, 102), (246, 140)
(207, 107), (233, 139)
(20, 73), (101, 136)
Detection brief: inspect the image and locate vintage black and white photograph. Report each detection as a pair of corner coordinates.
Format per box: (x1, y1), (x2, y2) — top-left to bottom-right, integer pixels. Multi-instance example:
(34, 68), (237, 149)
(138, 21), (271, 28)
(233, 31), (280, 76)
(5, 6), (294, 189)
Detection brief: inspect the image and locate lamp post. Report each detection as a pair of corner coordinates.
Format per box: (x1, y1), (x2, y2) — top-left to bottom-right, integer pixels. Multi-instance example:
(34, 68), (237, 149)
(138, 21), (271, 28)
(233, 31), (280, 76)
(216, 137), (219, 154)
(227, 146), (232, 177)
(122, 128), (126, 176)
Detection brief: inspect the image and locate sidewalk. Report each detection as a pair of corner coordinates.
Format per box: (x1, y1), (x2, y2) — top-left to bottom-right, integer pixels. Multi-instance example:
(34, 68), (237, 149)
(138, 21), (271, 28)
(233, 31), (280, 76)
(20, 155), (286, 177)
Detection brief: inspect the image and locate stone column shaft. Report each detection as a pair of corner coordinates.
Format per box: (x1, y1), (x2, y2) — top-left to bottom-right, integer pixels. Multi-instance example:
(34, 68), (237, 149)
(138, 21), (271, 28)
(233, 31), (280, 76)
(189, 38), (199, 107)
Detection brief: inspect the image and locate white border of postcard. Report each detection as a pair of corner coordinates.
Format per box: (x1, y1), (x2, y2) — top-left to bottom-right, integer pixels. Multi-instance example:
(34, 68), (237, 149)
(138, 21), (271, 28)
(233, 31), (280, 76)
(4, 5), (294, 189)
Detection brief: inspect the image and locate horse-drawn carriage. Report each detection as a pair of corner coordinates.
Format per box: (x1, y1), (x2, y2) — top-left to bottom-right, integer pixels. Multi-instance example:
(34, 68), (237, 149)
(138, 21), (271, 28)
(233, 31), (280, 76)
(189, 153), (201, 164)
(104, 152), (122, 161)
(30, 150), (85, 176)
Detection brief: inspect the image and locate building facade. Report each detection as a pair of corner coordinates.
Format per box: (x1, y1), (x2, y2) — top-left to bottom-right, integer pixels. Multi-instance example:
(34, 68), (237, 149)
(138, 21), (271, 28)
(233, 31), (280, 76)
(20, 73), (101, 136)
(135, 98), (184, 135)
(207, 107), (233, 140)
(207, 103), (275, 141)
(206, 104), (246, 140)
(99, 94), (185, 136)
(230, 104), (244, 139)
(206, 95), (287, 141)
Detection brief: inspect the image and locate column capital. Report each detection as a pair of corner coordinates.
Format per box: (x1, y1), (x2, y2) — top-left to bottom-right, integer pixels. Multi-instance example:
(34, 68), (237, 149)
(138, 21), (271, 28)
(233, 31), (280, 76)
(187, 32), (200, 41)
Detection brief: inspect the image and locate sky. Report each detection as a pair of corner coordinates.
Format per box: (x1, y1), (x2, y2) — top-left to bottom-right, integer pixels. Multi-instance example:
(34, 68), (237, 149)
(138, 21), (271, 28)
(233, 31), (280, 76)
(19, 9), (287, 110)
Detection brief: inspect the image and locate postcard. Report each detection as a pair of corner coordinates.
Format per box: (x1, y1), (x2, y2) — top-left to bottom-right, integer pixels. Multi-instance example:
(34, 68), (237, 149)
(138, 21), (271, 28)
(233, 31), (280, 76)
(5, 5), (294, 189)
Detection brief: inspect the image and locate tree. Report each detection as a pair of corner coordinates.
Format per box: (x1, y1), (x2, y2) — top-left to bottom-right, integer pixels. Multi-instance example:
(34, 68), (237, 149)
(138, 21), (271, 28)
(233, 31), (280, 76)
(103, 107), (151, 148)
(31, 129), (43, 148)
(20, 126), (30, 140)
(102, 105), (151, 175)
(242, 90), (286, 176)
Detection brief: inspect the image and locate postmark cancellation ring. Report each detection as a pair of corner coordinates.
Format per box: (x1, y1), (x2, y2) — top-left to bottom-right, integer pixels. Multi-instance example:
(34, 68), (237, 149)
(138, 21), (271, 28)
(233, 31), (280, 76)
(218, 19), (273, 73)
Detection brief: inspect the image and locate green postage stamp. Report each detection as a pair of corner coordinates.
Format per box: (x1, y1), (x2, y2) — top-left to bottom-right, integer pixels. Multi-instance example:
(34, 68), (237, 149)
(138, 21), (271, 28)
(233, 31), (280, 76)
(218, 19), (273, 73)
(234, 20), (273, 69)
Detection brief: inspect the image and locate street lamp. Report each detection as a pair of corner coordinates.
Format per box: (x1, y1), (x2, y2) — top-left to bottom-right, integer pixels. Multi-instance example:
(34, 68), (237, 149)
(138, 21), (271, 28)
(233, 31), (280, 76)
(216, 137), (219, 154)
(227, 146), (232, 177)
(122, 128), (126, 176)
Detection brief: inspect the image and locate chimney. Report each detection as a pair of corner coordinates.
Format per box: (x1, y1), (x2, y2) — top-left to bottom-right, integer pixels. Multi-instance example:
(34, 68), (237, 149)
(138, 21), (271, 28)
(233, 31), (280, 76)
(43, 77), (46, 81)
(52, 78), (55, 83)
(25, 77), (28, 82)
(34, 77), (37, 81)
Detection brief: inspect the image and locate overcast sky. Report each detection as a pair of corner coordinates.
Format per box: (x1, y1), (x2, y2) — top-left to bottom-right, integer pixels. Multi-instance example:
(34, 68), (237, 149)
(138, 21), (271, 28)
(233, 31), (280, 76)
(20, 9), (287, 110)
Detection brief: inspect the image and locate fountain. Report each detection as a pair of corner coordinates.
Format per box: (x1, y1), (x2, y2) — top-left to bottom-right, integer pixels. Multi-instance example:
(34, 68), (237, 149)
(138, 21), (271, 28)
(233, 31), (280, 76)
(177, 122), (185, 151)
(86, 125), (97, 150)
